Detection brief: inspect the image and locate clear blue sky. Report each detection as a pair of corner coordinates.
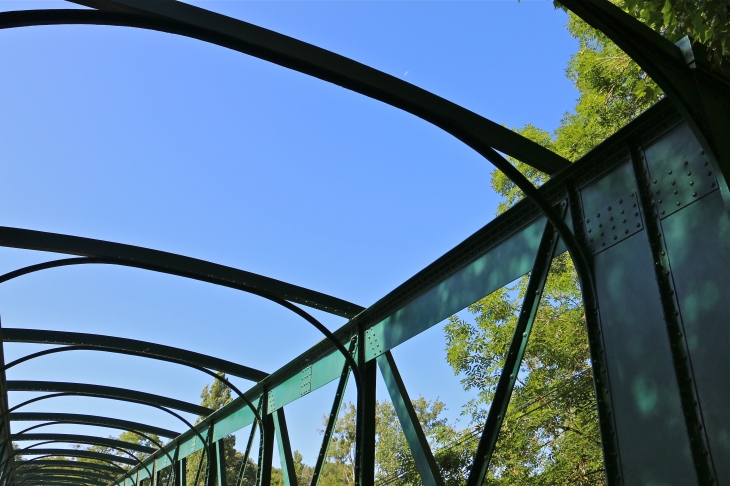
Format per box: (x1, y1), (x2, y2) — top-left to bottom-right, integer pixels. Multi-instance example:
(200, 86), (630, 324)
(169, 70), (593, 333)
(0, 0), (578, 467)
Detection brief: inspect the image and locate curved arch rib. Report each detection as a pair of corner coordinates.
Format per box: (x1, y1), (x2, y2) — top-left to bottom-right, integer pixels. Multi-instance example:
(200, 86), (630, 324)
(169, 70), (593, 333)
(13, 449), (134, 466)
(0, 7), (569, 176)
(17, 476), (104, 486)
(0, 226), (363, 319)
(10, 434), (154, 455)
(2, 328), (266, 382)
(6, 381), (212, 417)
(8, 413), (179, 439)
(16, 469), (113, 482)
(15, 461), (120, 476)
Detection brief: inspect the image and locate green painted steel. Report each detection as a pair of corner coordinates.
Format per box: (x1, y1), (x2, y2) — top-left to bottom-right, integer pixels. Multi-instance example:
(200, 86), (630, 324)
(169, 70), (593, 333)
(377, 352), (444, 486)
(0, 2), (726, 486)
(10, 434), (155, 454)
(8, 413), (179, 439)
(14, 449), (135, 466)
(15, 462), (121, 475)
(0, 228), (363, 319)
(465, 221), (561, 486)
(2, 329), (267, 382)
(6, 381), (212, 417)
(16, 470), (112, 482)
(273, 410), (297, 486)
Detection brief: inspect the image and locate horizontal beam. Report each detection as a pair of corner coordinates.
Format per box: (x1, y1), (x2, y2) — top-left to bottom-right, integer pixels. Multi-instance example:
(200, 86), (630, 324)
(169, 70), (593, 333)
(15, 449), (136, 466)
(2, 328), (266, 382)
(0, 225), (363, 319)
(7, 381), (212, 416)
(9, 413), (180, 438)
(17, 474), (106, 486)
(11, 434), (155, 454)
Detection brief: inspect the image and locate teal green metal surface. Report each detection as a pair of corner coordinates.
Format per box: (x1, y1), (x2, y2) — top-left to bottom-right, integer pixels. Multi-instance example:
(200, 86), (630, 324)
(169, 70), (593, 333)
(0, 2), (726, 486)
(377, 352), (444, 486)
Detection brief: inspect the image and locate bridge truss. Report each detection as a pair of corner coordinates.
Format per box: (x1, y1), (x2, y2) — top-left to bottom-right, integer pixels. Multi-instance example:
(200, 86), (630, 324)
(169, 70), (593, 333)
(0, 1), (728, 486)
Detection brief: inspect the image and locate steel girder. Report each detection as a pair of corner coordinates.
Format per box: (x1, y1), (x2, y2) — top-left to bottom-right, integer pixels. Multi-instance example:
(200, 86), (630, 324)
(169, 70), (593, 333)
(6, 382), (212, 417)
(11, 435), (154, 455)
(0, 2), (726, 486)
(15, 462), (120, 476)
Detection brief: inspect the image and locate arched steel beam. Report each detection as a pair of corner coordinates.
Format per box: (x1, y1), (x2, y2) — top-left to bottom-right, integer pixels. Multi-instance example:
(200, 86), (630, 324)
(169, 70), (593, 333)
(0, 7), (570, 176)
(16, 475), (104, 486)
(10, 434), (154, 455)
(13, 450), (133, 466)
(9, 413), (179, 439)
(16, 469), (112, 482)
(15, 461), (120, 476)
(2, 328), (267, 382)
(17, 476), (104, 486)
(556, 0), (730, 212)
(0, 228), (363, 320)
(17, 478), (104, 486)
(6, 381), (212, 417)
(17, 442), (153, 482)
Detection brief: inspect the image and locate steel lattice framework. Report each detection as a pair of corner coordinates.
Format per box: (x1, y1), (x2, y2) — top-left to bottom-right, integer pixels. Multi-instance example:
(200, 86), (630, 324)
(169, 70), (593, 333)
(0, 1), (728, 486)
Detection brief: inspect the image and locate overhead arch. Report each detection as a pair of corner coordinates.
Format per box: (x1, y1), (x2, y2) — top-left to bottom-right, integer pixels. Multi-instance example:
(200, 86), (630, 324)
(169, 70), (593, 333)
(2, 328), (266, 382)
(0, 7), (570, 176)
(15, 468), (113, 482)
(6, 381), (212, 417)
(0, 226), (363, 319)
(15, 460), (123, 476)
(8, 413), (179, 439)
(13, 449), (136, 466)
(11, 434), (154, 455)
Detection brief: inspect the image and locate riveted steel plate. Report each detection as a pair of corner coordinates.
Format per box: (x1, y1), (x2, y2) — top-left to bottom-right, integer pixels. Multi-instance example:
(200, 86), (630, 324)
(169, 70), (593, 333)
(642, 123), (719, 219)
(583, 191), (643, 254)
(300, 366), (312, 397)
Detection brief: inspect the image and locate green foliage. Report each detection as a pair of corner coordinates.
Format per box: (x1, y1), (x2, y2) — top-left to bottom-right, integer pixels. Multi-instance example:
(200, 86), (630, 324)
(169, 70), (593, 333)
(317, 398), (470, 486)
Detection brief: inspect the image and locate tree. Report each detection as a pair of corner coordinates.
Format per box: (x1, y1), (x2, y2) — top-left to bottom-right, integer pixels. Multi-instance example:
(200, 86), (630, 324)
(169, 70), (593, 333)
(186, 373), (257, 486)
(318, 397), (469, 486)
(445, 1), (729, 484)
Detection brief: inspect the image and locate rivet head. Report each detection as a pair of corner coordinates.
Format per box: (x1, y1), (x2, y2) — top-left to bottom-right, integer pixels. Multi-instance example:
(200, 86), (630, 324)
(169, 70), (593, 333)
(602, 242), (606, 246)
(704, 161), (709, 166)
(637, 223), (641, 227)
(690, 181), (694, 186)
(687, 171), (692, 176)
(612, 225), (616, 230)
(619, 199), (623, 204)
(667, 170), (672, 175)
(588, 228), (592, 233)
(658, 199), (663, 203)
(656, 190), (661, 194)
(625, 229), (629, 234)
(586, 218), (590, 223)
(622, 219), (626, 223)
(661, 210), (665, 214)
(676, 201), (681, 206)
(609, 216), (614, 221)
(613, 235), (618, 240)
(600, 232), (604, 236)
(597, 213), (601, 217)
(671, 181), (676, 185)
(653, 180), (658, 184)
(633, 203), (637, 208)
(621, 209), (625, 214)
(608, 206), (612, 211)
(708, 171), (713, 176)
(692, 192), (697, 197)
(684, 161), (689, 166)
(635, 212), (639, 216)
(599, 223), (603, 228)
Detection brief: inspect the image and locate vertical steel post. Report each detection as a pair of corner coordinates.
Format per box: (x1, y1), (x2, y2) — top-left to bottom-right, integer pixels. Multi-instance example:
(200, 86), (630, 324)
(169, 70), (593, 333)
(377, 351), (444, 486)
(629, 143), (716, 484)
(256, 394), (274, 486)
(177, 457), (186, 486)
(356, 327), (376, 486)
(566, 187), (624, 485)
(273, 409), (297, 486)
(465, 220), (560, 486)
(214, 440), (227, 486)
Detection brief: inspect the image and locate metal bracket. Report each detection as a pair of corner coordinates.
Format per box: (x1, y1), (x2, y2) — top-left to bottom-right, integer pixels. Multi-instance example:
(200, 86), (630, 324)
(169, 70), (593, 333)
(267, 390), (276, 414)
(365, 328), (383, 359)
(584, 191), (643, 254)
(646, 147), (718, 219)
(300, 366), (312, 397)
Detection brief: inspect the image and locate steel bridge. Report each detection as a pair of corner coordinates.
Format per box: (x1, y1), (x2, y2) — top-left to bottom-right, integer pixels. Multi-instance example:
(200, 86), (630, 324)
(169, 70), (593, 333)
(0, 1), (728, 486)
